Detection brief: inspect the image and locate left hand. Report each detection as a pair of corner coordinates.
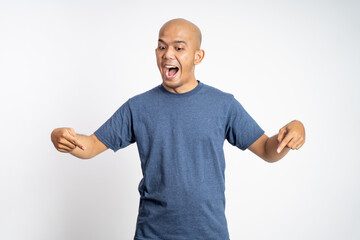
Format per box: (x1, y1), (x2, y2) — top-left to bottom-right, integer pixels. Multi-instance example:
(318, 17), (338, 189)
(277, 120), (305, 153)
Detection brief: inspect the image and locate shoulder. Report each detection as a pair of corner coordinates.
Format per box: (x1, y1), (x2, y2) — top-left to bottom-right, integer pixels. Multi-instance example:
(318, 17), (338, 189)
(127, 85), (161, 105)
(200, 83), (235, 103)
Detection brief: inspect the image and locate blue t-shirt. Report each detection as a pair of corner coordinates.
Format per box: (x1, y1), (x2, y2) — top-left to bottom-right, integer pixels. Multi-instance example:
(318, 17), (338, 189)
(94, 81), (264, 240)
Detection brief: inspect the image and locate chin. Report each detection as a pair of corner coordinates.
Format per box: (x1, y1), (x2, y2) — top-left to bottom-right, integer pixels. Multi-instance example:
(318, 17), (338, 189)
(162, 77), (183, 89)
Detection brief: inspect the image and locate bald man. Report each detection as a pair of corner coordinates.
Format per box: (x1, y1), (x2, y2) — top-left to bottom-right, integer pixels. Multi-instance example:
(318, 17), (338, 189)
(51, 18), (305, 239)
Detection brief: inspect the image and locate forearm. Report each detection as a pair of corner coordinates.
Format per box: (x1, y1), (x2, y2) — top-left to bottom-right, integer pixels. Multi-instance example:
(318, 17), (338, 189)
(51, 128), (108, 159)
(248, 120), (305, 163)
(264, 135), (290, 163)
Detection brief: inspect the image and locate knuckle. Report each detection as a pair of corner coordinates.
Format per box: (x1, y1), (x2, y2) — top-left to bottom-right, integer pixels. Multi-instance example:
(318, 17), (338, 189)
(57, 147), (65, 152)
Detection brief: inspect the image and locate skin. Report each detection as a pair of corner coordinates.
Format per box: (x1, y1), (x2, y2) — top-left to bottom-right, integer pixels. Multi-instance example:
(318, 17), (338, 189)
(156, 18), (204, 93)
(50, 18), (305, 162)
(50, 128), (107, 159)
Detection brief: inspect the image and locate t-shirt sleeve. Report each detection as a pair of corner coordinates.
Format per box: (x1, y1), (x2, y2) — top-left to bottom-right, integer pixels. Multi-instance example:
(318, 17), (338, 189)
(94, 100), (136, 152)
(225, 96), (264, 150)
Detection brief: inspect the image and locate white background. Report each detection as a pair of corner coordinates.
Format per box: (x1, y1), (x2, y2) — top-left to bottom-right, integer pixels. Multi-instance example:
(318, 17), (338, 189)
(1, 0), (359, 239)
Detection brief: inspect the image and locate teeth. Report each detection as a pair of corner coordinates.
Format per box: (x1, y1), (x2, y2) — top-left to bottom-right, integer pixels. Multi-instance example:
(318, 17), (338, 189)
(165, 65), (177, 68)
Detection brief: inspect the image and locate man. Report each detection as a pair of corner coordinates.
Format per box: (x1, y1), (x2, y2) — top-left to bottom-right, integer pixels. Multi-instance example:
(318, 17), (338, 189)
(51, 18), (305, 240)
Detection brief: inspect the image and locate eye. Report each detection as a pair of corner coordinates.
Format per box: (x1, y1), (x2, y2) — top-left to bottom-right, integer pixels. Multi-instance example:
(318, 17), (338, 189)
(158, 46), (166, 50)
(175, 47), (183, 51)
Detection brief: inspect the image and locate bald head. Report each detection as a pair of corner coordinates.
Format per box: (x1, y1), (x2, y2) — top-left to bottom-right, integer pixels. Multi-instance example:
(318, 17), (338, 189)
(159, 18), (202, 49)
(156, 18), (205, 93)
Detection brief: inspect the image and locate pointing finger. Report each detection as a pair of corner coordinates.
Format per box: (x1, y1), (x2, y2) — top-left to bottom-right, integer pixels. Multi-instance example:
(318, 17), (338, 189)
(59, 138), (76, 149)
(277, 128), (287, 144)
(65, 130), (86, 150)
(277, 133), (292, 153)
(72, 137), (86, 150)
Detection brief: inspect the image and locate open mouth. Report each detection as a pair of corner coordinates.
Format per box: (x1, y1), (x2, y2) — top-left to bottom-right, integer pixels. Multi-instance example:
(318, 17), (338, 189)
(163, 65), (179, 79)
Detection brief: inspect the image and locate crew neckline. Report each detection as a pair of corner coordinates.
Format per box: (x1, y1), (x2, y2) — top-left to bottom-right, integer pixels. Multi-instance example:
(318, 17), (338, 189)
(159, 80), (204, 97)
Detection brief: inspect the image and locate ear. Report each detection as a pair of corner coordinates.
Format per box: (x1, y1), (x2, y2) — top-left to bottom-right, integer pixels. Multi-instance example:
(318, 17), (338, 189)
(194, 49), (205, 65)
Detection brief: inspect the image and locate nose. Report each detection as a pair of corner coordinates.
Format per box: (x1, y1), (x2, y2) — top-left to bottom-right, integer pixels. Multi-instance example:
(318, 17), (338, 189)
(163, 47), (175, 60)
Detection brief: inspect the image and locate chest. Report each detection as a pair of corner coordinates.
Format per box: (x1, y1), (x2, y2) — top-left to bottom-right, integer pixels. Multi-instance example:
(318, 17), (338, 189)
(133, 100), (226, 145)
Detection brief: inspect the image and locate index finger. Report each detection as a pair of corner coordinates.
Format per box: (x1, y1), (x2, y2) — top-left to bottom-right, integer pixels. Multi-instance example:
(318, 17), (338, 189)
(277, 128), (286, 144)
(65, 132), (86, 150)
(277, 134), (292, 153)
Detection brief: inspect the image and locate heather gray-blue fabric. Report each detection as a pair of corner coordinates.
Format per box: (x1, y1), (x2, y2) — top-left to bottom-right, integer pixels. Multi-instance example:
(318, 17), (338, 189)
(94, 81), (264, 240)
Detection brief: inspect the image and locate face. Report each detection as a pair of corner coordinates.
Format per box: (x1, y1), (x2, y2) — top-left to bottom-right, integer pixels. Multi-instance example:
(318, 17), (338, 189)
(156, 22), (203, 92)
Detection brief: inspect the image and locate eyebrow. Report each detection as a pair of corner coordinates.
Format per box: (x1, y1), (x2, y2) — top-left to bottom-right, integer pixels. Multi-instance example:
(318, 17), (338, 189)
(158, 39), (188, 46)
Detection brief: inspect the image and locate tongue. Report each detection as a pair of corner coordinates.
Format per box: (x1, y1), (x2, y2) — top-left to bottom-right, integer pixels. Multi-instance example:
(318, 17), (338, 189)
(169, 68), (178, 77)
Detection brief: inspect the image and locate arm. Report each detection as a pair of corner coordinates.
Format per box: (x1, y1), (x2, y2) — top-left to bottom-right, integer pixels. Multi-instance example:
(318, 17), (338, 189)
(248, 120), (305, 163)
(51, 128), (108, 159)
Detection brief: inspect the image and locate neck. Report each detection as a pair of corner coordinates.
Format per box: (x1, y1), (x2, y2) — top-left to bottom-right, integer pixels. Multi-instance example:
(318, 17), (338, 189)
(162, 78), (199, 94)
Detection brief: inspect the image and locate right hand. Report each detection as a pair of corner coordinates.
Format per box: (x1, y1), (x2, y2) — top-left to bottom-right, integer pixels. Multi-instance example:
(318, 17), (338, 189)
(51, 128), (86, 153)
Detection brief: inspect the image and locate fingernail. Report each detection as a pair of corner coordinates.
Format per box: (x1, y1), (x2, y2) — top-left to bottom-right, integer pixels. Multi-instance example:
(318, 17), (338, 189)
(82, 146), (86, 150)
(277, 148), (281, 153)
